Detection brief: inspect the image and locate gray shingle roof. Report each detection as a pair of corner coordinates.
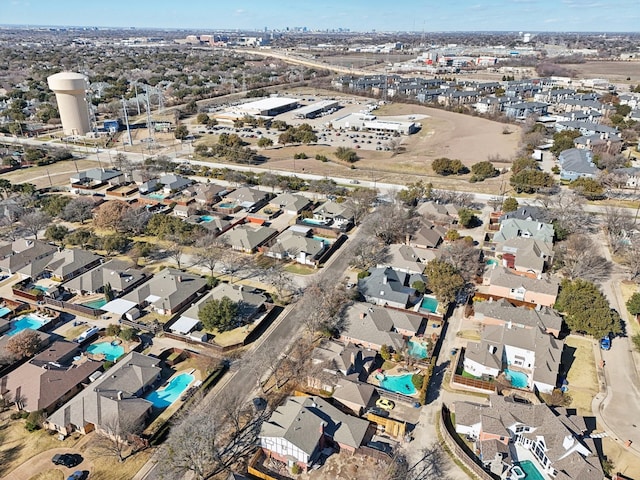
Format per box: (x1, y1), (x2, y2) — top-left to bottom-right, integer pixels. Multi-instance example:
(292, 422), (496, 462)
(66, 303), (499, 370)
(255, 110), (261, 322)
(473, 298), (562, 333)
(62, 259), (146, 293)
(489, 266), (559, 296)
(493, 219), (554, 244)
(260, 396), (369, 454)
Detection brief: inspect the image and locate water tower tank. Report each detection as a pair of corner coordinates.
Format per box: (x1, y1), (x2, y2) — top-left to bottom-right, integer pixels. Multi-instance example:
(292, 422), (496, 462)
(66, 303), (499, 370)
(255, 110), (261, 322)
(47, 71), (91, 136)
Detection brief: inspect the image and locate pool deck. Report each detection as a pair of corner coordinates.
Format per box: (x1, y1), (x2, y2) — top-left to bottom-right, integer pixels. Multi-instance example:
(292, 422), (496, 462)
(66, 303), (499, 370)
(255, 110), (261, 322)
(512, 445), (553, 480)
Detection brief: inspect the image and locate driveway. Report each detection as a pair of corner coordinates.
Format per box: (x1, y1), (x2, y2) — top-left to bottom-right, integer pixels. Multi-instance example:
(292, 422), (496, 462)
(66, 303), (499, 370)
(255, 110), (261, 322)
(3, 446), (93, 480)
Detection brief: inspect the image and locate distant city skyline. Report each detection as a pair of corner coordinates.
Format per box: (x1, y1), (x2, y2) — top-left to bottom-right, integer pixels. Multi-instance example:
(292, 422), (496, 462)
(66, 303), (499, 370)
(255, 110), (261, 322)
(1, 0), (639, 33)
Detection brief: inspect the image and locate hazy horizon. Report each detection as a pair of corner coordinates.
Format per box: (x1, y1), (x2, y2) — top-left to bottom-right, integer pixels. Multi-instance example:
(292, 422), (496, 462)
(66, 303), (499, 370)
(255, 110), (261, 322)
(1, 0), (638, 33)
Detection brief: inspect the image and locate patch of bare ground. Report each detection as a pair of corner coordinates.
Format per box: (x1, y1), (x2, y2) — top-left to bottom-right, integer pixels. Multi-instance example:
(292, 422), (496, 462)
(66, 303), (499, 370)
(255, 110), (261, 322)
(565, 61), (640, 84)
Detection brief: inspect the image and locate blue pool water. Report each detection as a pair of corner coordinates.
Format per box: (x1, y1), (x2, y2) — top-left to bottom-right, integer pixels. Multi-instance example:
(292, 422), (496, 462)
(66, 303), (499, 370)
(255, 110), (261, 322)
(34, 285), (48, 292)
(217, 202), (236, 209)
(380, 373), (417, 395)
(486, 258), (499, 266)
(81, 298), (107, 310)
(420, 296), (439, 313)
(518, 461), (545, 480)
(302, 218), (329, 226)
(6, 314), (48, 337)
(312, 235), (332, 245)
(147, 192), (166, 200)
(408, 339), (428, 359)
(145, 373), (194, 408)
(505, 369), (529, 389)
(0, 307), (11, 317)
(200, 215), (215, 222)
(86, 342), (125, 362)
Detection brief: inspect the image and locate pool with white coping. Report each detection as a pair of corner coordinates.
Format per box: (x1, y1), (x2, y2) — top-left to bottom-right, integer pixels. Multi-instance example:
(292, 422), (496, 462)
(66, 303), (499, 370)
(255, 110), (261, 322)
(145, 372), (194, 409)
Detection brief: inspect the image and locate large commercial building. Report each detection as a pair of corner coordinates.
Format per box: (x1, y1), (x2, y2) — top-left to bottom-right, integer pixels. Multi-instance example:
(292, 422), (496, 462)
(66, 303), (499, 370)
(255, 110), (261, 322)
(331, 113), (418, 135)
(294, 100), (339, 119)
(233, 97), (300, 116)
(47, 72), (91, 136)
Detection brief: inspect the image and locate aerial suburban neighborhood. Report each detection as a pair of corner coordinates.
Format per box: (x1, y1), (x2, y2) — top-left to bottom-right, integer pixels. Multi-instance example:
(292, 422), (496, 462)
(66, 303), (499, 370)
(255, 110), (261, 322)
(0, 6), (640, 480)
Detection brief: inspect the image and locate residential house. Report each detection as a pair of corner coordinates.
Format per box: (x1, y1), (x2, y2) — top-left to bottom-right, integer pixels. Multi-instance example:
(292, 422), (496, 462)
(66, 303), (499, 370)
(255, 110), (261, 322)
(0, 340), (102, 414)
(485, 266), (559, 307)
(159, 174), (192, 194)
(113, 268), (207, 316)
(259, 395), (370, 471)
(454, 395), (604, 480)
(339, 302), (424, 351)
(186, 183), (227, 207)
(417, 201), (459, 225)
(196, 215), (232, 236)
(405, 220), (445, 249)
(557, 148), (598, 181)
(45, 352), (162, 436)
(499, 206), (547, 223)
(43, 249), (102, 282)
(493, 218), (554, 245)
(310, 341), (375, 379)
(555, 121), (618, 137)
(332, 378), (375, 416)
(170, 283), (267, 335)
(225, 187), (270, 212)
(139, 178), (160, 195)
(265, 228), (326, 265)
(473, 298), (563, 338)
(70, 168), (124, 189)
(463, 323), (563, 393)
(220, 224), (278, 253)
(62, 259), (147, 296)
(173, 204), (197, 218)
(0, 239), (57, 278)
(378, 244), (432, 275)
(312, 201), (354, 228)
(358, 266), (424, 309)
(497, 237), (554, 277)
(270, 193), (312, 215)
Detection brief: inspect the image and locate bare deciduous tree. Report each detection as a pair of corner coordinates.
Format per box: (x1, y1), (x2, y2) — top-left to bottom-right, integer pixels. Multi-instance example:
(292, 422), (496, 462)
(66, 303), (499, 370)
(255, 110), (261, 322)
(349, 237), (388, 270)
(93, 414), (144, 462)
(555, 234), (611, 282)
(439, 239), (482, 282)
(603, 206), (635, 254)
(20, 210), (51, 239)
(364, 203), (418, 245)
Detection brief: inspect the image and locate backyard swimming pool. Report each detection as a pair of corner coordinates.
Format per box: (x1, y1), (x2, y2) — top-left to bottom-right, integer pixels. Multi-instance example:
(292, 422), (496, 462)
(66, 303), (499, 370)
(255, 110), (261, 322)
(6, 314), (49, 337)
(217, 202), (236, 209)
(86, 342), (124, 362)
(0, 307), (11, 317)
(81, 298), (107, 310)
(420, 296), (439, 313)
(302, 218), (329, 226)
(486, 258), (499, 266)
(200, 215), (215, 222)
(146, 192), (166, 200)
(408, 339), (428, 359)
(505, 369), (529, 389)
(518, 460), (545, 480)
(145, 373), (194, 409)
(380, 373), (417, 395)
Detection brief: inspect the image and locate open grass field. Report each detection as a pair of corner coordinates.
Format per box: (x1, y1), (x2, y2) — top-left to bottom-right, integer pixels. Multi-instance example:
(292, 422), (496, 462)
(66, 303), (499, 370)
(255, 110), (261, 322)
(566, 61), (640, 84)
(564, 335), (598, 416)
(0, 159), (98, 189)
(602, 437), (640, 480)
(28, 471), (64, 480)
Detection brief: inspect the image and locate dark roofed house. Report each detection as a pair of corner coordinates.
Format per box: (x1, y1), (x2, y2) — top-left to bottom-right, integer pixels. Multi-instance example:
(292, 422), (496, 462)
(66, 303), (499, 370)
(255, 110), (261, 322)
(0, 239), (57, 277)
(358, 266), (424, 309)
(45, 352), (162, 436)
(0, 340), (102, 414)
(259, 395), (370, 472)
(159, 174), (192, 194)
(44, 249), (102, 282)
(499, 206), (547, 223)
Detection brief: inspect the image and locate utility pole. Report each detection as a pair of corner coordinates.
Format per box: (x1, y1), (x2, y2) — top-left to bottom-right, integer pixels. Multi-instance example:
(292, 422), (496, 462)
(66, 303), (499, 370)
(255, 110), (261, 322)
(121, 97), (133, 147)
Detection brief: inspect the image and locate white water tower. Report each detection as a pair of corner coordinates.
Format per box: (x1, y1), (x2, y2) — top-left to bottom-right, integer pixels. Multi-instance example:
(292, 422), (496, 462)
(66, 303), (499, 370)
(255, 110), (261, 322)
(47, 71), (91, 136)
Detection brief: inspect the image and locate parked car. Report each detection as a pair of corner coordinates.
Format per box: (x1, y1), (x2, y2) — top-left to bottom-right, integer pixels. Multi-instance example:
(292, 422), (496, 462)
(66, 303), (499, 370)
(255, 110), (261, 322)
(66, 471), (87, 480)
(367, 441), (393, 454)
(600, 336), (611, 351)
(365, 407), (389, 418)
(376, 398), (395, 410)
(52, 454), (82, 468)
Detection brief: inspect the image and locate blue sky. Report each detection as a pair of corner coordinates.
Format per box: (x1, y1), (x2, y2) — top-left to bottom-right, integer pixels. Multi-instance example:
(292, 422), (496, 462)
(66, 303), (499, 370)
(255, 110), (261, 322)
(1, 0), (638, 32)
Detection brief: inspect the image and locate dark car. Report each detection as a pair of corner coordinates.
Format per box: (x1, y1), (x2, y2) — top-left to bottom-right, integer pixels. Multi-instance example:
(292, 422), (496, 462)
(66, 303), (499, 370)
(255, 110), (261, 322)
(252, 397), (267, 411)
(365, 407), (390, 418)
(66, 471), (88, 480)
(52, 454), (82, 468)
(367, 441), (393, 454)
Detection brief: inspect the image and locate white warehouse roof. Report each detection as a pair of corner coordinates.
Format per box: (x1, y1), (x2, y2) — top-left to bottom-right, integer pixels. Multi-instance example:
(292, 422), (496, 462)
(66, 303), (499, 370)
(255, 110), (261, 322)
(233, 97), (299, 115)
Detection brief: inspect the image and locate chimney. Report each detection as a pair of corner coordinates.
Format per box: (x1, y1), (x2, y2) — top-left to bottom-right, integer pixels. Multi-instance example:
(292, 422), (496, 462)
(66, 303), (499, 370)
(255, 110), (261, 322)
(537, 222), (543, 230)
(319, 421), (327, 435)
(383, 275), (388, 285)
(359, 312), (366, 319)
(177, 275), (182, 282)
(117, 391), (123, 400)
